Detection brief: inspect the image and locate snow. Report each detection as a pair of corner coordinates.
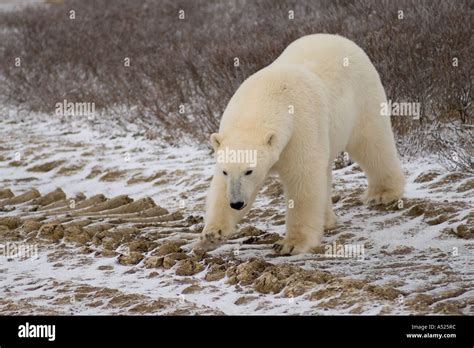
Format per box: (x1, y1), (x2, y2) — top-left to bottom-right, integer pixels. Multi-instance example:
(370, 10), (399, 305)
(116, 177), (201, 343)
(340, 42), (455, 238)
(0, 109), (473, 315)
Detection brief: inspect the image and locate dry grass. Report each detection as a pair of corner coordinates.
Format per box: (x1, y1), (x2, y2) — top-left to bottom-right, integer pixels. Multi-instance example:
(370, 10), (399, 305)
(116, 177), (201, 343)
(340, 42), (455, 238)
(0, 0), (472, 167)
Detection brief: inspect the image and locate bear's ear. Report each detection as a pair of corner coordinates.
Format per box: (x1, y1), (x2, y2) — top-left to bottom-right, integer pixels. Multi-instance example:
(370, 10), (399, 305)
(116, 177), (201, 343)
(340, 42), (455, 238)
(264, 132), (276, 147)
(210, 133), (223, 151)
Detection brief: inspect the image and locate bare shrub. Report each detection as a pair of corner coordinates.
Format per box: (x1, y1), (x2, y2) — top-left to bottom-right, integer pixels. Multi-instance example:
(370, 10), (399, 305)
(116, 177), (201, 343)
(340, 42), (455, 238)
(0, 0), (472, 158)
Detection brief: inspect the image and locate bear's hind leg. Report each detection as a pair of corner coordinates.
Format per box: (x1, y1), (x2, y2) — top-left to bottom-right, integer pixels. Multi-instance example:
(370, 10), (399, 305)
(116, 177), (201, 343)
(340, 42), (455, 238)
(347, 120), (405, 205)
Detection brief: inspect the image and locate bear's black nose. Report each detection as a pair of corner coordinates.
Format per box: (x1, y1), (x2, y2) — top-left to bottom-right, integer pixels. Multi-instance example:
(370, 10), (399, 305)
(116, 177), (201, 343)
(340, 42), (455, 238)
(230, 201), (245, 210)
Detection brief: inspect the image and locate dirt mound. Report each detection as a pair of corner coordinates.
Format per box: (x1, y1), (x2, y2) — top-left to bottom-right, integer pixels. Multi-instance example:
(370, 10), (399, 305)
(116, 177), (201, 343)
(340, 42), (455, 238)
(117, 252), (144, 265)
(22, 219), (42, 232)
(141, 206), (169, 217)
(37, 222), (65, 242)
(82, 195), (133, 213)
(253, 272), (284, 294)
(242, 232), (281, 245)
(414, 170), (442, 183)
(175, 259), (204, 276)
(0, 216), (23, 230)
(428, 172), (469, 189)
(144, 256), (163, 268)
(99, 170), (127, 182)
(403, 200), (466, 226)
(457, 179), (474, 193)
(63, 225), (88, 245)
(0, 188), (14, 199)
(153, 240), (187, 256)
(262, 179), (283, 198)
(0, 188), (40, 206)
(222, 258), (335, 297)
(31, 188), (66, 206)
(27, 160), (65, 172)
(227, 259), (272, 285)
(163, 252), (189, 269)
(230, 226), (265, 239)
(114, 198), (157, 214)
(204, 264), (227, 282)
(56, 163), (85, 176)
(127, 171), (167, 184)
(73, 194), (107, 210)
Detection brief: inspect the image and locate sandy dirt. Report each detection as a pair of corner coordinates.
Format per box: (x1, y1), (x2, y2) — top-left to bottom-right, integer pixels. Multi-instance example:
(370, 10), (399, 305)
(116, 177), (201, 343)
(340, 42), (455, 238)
(0, 111), (473, 315)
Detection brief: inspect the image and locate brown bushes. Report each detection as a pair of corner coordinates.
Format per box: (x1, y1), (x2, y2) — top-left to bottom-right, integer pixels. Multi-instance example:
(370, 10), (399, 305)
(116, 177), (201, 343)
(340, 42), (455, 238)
(0, 0), (472, 163)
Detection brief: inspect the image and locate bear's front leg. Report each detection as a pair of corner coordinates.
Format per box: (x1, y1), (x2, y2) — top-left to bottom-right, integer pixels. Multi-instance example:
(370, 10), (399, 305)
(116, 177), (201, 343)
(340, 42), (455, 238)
(273, 170), (327, 255)
(194, 171), (254, 253)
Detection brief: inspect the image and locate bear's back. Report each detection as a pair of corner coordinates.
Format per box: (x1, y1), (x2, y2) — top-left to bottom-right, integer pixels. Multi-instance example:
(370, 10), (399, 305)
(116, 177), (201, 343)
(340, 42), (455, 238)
(272, 34), (379, 89)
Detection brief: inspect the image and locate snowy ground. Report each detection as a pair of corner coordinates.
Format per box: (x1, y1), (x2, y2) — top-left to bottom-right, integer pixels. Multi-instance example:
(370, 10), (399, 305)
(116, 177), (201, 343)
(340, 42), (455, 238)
(0, 111), (473, 315)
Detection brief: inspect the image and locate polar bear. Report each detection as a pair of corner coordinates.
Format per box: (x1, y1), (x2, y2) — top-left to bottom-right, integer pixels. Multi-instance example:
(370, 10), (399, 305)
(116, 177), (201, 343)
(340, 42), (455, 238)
(194, 34), (405, 255)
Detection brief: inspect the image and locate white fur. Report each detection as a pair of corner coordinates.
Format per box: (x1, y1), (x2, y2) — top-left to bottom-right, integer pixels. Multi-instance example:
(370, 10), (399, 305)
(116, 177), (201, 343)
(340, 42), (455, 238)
(195, 34), (405, 255)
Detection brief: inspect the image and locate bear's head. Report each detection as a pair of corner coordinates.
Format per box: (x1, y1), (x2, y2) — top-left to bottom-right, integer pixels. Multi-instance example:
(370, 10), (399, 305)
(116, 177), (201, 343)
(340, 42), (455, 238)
(210, 131), (279, 210)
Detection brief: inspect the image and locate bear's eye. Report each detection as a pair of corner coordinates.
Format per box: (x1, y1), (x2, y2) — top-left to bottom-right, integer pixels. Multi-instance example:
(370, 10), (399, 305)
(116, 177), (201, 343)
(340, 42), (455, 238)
(223, 171), (228, 176)
(245, 170), (253, 176)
